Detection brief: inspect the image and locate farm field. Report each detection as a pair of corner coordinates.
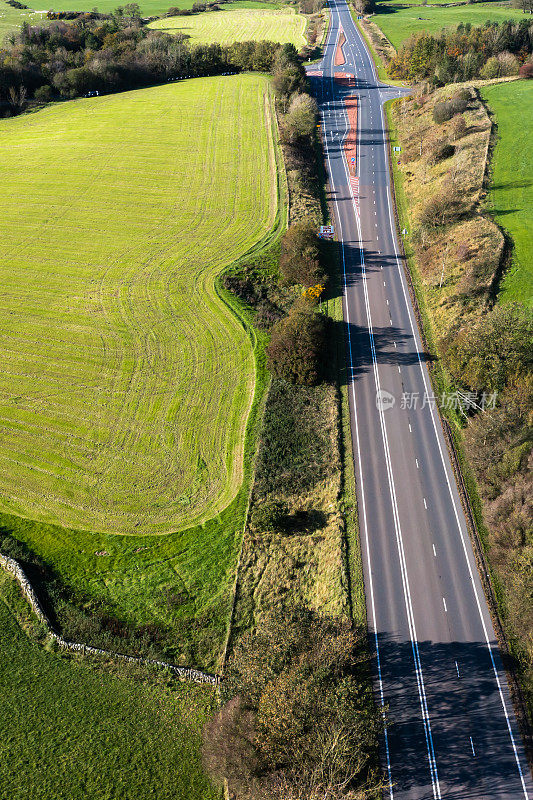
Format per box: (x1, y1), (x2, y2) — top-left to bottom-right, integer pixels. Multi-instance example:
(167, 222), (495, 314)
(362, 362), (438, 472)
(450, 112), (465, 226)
(38, 0), (280, 15)
(0, 75), (280, 538)
(0, 0), (48, 42)
(372, 1), (526, 49)
(482, 80), (533, 305)
(150, 6), (306, 46)
(0, 575), (220, 800)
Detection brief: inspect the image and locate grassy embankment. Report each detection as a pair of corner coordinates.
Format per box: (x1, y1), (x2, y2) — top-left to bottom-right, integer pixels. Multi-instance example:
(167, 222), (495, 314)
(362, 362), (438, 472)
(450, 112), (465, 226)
(150, 5), (306, 46)
(481, 80), (533, 305)
(371, 1), (527, 50)
(0, 568), (220, 800)
(385, 81), (533, 713)
(0, 74), (285, 668)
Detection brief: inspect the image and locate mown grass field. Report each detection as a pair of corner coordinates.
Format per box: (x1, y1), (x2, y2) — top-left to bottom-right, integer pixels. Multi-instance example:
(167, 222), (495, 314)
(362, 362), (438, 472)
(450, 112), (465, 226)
(0, 572), (220, 800)
(481, 80), (533, 306)
(150, 6), (306, 46)
(39, 0), (279, 16)
(0, 0), (48, 42)
(0, 75), (279, 537)
(372, 1), (526, 49)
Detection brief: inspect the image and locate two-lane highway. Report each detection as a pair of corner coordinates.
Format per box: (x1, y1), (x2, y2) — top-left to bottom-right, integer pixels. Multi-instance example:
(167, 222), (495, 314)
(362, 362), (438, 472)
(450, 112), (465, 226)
(308, 3), (532, 797)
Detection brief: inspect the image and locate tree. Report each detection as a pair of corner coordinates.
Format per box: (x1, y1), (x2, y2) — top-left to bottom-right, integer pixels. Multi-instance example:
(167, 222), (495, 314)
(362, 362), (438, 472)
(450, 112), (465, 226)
(204, 609), (382, 800)
(279, 221), (325, 287)
(447, 303), (533, 393)
(266, 309), (327, 385)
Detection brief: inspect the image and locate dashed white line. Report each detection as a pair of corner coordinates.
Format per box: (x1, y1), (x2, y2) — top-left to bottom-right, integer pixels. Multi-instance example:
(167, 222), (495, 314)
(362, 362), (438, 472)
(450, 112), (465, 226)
(455, 660), (460, 678)
(423, 497), (428, 509)
(470, 737), (476, 757)
(415, 458), (419, 468)
(433, 544), (437, 558)
(442, 597), (447, 613)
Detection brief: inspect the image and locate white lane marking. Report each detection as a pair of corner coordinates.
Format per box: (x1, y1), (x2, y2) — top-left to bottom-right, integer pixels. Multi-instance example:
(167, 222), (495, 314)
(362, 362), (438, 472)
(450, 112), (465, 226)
(455, 660), (460, 678)
(433, 544), (437, 558)
(470, 737), (476, 757)
(336, 90), (441, 797)
(384, 281), (386, 286)
(409, 423), (412, 432)
(415, 458), (419, 468)
(423, 498), (428, 509)
(379, 91), (530, 797)
(386, 299), (389, 305)
(322, 92), (395, 800)
(442, 597), (447, 613)
(393, 341), (397, 348)
(398, 366), (401, 374)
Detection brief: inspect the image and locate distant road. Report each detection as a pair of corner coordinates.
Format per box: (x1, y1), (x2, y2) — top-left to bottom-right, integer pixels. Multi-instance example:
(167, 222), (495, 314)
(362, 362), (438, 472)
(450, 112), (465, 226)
(308, 3), (532, 797)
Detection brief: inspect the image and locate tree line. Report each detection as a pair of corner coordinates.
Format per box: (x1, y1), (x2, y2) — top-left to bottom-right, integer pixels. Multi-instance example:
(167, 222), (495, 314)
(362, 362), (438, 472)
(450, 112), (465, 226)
(389, 19), (533, 83)
(0, 7), (306, 111)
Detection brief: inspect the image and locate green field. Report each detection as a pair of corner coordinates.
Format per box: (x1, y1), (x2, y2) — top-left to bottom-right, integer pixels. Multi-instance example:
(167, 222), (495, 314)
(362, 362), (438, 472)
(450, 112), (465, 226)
(150, 6), (306, 46)
(372, 2), (527, 49)
(0, 75), (279, 537)
(0, 0), (49, 42)
(0, 574), (219, 800)
(482, 80), (533, 305)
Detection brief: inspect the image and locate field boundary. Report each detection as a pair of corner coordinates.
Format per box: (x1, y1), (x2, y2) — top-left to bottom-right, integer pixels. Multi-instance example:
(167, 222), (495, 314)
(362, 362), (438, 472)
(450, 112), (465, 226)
(0, 550), (221, 684)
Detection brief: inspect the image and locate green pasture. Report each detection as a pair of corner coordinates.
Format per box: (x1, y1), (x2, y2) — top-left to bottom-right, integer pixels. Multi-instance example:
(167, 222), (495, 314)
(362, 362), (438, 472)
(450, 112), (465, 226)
(0, 0), (48, 42)
(0, 75), (279, 537)
(40, 0), (280, 17)
(372, 2), (527, 49)
(150, 6), (306, 46)
(482, 80), (533, 305)
(0, 575), (220, 800)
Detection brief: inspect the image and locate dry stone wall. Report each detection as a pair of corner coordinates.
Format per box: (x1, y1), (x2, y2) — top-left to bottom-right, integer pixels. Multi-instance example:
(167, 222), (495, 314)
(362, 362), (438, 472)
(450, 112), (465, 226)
(0, 551), (220, 685)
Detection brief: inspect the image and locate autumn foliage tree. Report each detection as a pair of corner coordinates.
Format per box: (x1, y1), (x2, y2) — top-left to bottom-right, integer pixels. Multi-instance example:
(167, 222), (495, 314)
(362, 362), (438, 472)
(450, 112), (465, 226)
(203, 609), (382, 800)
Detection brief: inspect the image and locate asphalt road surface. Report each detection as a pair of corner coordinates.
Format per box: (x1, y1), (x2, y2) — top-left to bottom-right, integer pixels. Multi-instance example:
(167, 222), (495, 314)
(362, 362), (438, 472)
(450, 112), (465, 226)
(307, 2), (533, 798)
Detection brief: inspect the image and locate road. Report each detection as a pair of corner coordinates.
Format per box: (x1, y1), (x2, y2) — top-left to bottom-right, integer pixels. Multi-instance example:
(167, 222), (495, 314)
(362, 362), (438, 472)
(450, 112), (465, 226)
(307, 2), (532, 798)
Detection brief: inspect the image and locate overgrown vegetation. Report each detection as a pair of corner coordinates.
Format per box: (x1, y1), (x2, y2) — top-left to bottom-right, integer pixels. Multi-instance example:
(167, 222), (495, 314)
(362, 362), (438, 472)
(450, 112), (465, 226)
(388, 19), (533, 83)
(204, 610), (381, 800)
(388, 83), (533, 716)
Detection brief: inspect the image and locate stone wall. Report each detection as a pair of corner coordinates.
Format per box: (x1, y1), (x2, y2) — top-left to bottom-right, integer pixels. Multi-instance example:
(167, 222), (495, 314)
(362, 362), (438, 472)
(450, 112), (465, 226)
(0, 551), (220, 685)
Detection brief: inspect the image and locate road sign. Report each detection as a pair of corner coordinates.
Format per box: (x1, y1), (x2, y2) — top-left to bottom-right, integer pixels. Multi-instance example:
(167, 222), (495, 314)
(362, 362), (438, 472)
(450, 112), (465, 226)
(393, 146), (401, 153)
(351, 157), (355, 163)
(319, 225), (334, 239)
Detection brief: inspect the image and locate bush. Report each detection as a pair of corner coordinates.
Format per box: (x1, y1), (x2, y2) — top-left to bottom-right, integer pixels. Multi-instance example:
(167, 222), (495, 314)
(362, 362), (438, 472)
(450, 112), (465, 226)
(419, 189), (460, 227)
(34, 84), (53, 102)
(449, 88), (470, 114)
(519, 59), (533, 79)
(480, 56), (500, 80)
(433, 100), (454, 124)
(428, 139), (455, 165)
(266, 309), (327, 385)
(279, 221), (325, 287)
(452, 114), (467, 141)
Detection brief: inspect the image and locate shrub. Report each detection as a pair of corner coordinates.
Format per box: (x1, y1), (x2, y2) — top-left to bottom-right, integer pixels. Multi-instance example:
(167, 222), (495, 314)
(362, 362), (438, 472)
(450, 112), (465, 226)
(449, 88), (470, 114)
(480, 56), (500, 80)
(452, 113), (468, 141)
(433, 100), (454, 124)
(428, 139), (455, 165)
(419, 190), (460, 227)
(519, 59), (533, 79)
(279, 221), (325, 287)
(266, 309), (327, 385)
(34, 84), (53, 102)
